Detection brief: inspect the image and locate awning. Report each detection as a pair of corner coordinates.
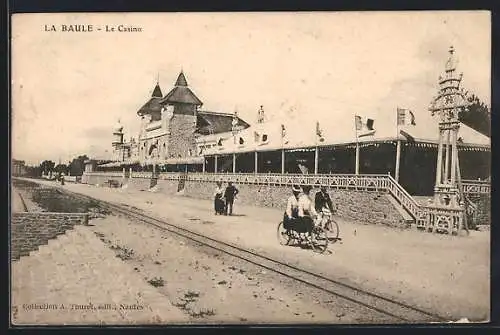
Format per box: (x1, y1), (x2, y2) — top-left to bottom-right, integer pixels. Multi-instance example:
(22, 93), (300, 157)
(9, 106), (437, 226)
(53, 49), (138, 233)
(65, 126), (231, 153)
(98, 161), (123, 168)
(164, 157), (204, 165)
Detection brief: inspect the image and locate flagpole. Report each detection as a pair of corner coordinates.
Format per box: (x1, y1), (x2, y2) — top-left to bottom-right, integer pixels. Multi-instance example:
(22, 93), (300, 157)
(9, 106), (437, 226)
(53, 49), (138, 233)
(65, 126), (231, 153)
(281, 125), (285, 174)
(395, 107), (401, 182)
(314, 122), (319, 175)
(355, 116), (360, 175)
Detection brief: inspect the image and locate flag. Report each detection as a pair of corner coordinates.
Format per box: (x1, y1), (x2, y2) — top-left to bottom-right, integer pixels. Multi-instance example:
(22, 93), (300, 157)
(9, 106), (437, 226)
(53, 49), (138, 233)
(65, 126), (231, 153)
(254, 131), (260, 143)
(355, 115), (376, 137)
(397, 108), (416, 126)
(355, 115), (363, 131)
(316, 121), (325, 142)
(281, 124), (289, 144)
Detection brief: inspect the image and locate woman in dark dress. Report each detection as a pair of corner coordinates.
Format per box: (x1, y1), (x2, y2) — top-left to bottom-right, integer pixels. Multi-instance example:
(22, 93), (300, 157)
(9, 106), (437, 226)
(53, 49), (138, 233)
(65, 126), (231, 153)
(214, 181), (225, 215)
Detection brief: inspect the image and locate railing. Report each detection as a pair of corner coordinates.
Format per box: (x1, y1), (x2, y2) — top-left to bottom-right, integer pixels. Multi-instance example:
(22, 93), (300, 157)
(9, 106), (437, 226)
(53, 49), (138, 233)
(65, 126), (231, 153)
(461, 180), (490, 195)
(386, 175), (422, 219)
(416, 205), (464, 234)
(130, 171), (153, 179)
(82, 171), (486, 233)
(161, 172), (391, 191)
(85, 172), (124, 178)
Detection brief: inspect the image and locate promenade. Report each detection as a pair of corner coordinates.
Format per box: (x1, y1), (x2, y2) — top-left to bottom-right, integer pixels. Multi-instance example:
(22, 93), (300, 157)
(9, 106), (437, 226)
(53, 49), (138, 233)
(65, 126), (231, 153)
(11, 224), (188, 325)
(15, 178), (490, 322)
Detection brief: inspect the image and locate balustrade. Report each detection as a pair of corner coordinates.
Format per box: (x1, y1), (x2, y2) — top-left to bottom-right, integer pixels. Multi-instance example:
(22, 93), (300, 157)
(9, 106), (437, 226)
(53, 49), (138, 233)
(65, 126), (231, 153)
(83, 171), (487, 235)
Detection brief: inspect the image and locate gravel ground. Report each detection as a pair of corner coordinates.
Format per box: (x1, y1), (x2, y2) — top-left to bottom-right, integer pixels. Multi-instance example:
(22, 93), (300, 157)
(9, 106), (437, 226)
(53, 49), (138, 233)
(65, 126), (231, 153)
(91, 214), (396, 324)
(16, 179), (491, 322)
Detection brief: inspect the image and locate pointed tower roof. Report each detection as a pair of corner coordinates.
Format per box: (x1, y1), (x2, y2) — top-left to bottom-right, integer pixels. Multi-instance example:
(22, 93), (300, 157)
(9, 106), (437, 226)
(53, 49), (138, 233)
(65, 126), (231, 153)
(175, 71), (188, 87)
(160, 71), (203, 106)
(151, 82), (163, 97)
(137, 82), (164, 116)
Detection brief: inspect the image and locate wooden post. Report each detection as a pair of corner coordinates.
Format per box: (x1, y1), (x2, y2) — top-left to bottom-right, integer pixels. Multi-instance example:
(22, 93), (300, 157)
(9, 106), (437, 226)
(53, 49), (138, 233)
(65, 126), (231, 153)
(254, 151), (258, 174)
(395, 140), (401, 182)
(355, 143), (360, 175)
(122, 167), (126, 179)
(314, 146), (319, 174)
(202, 157), (206, 173)
(214, 155), (218, 173)
(232, 153), (236, 173)
(281, 149), (285, 174)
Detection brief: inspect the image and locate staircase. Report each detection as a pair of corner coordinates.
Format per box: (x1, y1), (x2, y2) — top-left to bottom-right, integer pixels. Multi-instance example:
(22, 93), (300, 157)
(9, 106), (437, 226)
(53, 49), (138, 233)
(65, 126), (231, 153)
(385, 175), (422, 223)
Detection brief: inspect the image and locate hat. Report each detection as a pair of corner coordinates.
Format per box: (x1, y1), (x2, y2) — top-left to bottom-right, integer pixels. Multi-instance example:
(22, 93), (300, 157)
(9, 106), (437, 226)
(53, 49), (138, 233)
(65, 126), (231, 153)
(292, 185), (302, 192)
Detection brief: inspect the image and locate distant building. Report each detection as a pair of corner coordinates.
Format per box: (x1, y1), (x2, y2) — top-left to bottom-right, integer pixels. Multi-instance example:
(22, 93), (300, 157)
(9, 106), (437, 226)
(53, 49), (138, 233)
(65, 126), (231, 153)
(12, 160), (27, 176)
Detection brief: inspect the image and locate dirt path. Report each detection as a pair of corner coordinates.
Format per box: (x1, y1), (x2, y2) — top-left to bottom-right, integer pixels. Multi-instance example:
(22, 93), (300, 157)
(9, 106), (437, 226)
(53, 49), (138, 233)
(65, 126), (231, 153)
(16, 179), (491, 322)
(90, 214), (395, 323)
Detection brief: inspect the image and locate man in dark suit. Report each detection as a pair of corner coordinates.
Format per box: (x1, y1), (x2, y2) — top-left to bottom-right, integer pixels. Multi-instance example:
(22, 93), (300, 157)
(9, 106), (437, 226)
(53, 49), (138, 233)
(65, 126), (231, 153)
(314, 186), (334, 213)
(224, 182), (239, 215)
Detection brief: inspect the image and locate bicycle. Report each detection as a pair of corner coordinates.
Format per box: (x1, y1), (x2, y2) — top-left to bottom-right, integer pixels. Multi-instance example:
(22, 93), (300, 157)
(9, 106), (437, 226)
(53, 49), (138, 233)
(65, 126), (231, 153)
(277, 217), (329, 254)
(317, 208), (340, 243)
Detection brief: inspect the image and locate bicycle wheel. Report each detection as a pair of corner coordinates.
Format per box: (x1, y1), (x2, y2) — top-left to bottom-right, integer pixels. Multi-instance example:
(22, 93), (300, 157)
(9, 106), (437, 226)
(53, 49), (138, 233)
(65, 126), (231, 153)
(311, 226), (329, 254)
(324, 218), (340, 242)
(277, 221), (291, 246)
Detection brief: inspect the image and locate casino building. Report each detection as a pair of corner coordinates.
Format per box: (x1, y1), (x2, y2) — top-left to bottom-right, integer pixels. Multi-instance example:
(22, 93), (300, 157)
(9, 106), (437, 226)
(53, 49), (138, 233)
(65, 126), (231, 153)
(92, 67), (490, 197)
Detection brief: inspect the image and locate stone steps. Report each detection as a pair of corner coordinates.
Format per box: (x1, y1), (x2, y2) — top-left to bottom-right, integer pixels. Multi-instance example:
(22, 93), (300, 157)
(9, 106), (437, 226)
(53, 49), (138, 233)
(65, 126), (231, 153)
(12, 223), (188, 325)
(384, 194), (414, 226)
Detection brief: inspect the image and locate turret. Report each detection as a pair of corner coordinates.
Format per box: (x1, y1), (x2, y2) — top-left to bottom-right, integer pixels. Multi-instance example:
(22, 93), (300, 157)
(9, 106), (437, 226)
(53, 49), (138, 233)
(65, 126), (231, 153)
(112, 120), (124, 146)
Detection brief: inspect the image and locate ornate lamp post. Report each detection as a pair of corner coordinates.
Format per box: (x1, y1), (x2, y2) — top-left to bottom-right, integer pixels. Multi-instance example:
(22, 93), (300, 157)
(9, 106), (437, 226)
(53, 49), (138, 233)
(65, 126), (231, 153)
(427, 46), (470, 233)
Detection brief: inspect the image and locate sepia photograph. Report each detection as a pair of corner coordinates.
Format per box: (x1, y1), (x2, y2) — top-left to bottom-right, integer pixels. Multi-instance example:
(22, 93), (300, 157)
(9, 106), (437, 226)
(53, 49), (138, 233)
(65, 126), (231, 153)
(10, 11), (491, 325)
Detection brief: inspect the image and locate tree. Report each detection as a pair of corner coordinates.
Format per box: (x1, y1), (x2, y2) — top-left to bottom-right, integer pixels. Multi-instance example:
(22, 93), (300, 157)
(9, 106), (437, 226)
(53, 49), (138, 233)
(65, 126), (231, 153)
(54, 164), (69, 174)
(25, 165), (42, 177)
(68, 154), (89, 176)
(459, 93), (490, 137)
(39, 160), (55, 175)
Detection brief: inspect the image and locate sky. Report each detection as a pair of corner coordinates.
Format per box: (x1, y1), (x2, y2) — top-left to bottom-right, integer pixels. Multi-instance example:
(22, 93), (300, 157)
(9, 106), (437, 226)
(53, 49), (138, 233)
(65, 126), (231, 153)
(11, 11), (491, 165)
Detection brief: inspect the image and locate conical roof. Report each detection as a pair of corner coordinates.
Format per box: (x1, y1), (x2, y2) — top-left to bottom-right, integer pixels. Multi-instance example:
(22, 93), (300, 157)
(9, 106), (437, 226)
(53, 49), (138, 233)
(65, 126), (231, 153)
(175, 72), (188, 87)
(137, 83), (164, 116)
(151, 83), (163, 97)
(160, 72), (203, 106)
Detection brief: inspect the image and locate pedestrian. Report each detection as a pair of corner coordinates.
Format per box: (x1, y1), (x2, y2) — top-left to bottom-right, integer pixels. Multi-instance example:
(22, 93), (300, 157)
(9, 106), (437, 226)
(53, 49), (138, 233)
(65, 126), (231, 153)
(214, 181), (225, 215)
(224, 181), (239, 215)
(314, 186), (334, 213)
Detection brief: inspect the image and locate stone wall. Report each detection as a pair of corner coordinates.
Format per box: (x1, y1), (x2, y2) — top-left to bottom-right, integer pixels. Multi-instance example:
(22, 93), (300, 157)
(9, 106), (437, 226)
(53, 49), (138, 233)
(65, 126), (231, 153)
(86, 174), (119, 186)
(167, 114), (197, 158)
(86, 174), (406, 226)
(11, 212), (89, 261)
(156, 179), (180, 194)
(126, 177), (152, 191)
(180, 181), (405, 227)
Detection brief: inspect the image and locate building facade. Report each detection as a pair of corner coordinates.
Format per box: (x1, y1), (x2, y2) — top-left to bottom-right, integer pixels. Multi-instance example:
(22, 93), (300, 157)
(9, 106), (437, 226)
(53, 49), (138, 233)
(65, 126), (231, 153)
(105, 71), (250, 170)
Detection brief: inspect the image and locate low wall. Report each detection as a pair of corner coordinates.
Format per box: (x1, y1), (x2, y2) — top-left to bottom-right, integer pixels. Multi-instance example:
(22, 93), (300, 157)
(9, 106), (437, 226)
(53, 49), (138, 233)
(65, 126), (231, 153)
(86, 174), (124, 187)
(126, 177), (153, 191)
(11, 212), (89, 261)
(155, 179), (406, 227)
